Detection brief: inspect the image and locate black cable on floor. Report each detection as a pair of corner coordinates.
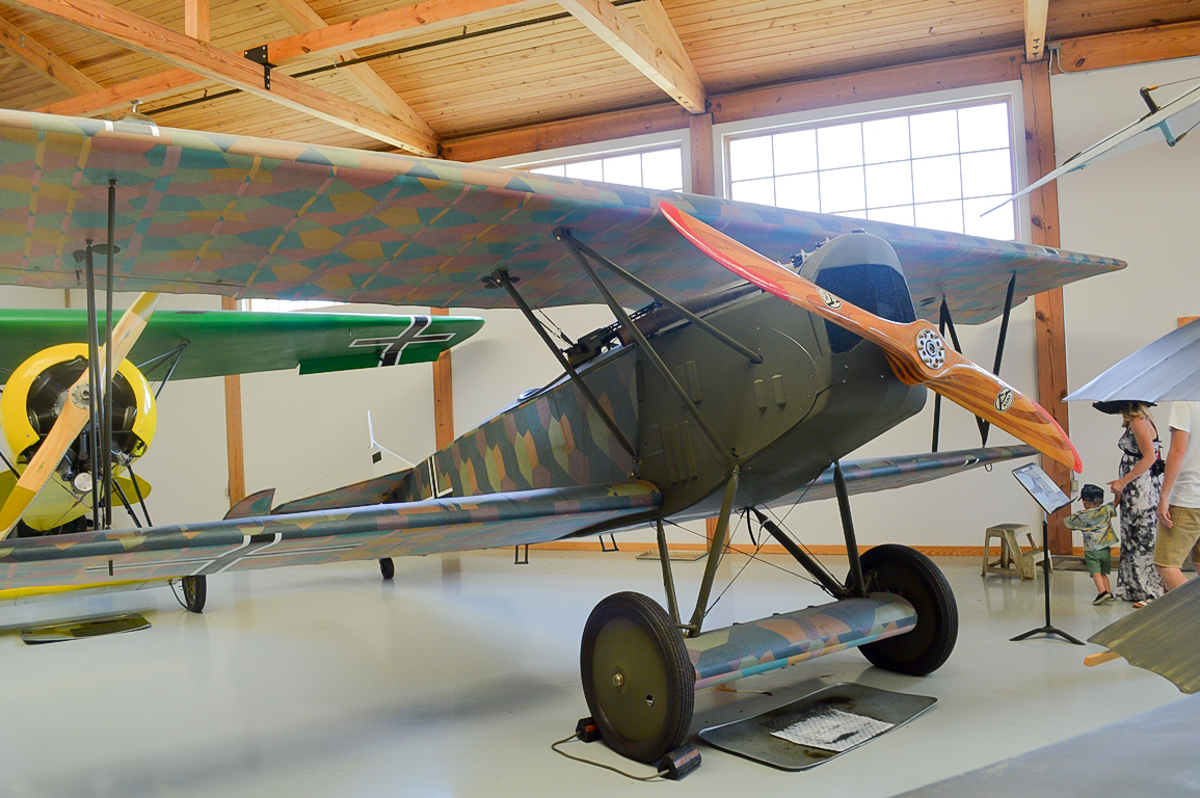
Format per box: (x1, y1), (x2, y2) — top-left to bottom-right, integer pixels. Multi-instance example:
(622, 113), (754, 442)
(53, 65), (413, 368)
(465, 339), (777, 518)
(550, 734), (668, 782)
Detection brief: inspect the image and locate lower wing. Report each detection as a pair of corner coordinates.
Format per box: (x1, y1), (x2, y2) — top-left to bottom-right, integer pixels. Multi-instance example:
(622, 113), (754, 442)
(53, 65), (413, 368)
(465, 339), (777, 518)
(0, 481), (660, 590)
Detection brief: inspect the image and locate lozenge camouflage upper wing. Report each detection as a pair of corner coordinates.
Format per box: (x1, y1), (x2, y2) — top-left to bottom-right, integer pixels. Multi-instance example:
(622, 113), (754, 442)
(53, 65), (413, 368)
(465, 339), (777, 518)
(0, 109), (1122, 324)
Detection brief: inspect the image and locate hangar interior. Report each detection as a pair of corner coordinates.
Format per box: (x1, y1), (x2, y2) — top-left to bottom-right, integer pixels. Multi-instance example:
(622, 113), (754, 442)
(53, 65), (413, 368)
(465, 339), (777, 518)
(0, 0), (1198, 795)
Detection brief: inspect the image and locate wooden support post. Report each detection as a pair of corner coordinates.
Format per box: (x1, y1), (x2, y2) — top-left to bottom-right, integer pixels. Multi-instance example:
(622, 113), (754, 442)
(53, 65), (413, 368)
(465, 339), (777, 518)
(688, 111), (714, 196)
(1021, 59), (1072, 554)
(221, 296), (246, 507)
(184, 0), (209, 42)
(430, 307), (454, 450)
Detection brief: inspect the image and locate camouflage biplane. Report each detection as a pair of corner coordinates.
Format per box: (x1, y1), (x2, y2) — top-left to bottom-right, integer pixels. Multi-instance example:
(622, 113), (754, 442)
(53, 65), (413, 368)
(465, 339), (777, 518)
(0, 109), (1121, 767)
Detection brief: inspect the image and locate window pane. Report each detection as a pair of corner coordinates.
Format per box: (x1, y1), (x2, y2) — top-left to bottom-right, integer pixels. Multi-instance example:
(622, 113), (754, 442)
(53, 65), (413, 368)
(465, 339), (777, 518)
(820, 166), (865, 214)
(958, 103), (1010, 152)
(642, 149), (682, 190)
(867, 205), (915, 226)
(817, 122), (863, 169)
(912, 155), (961, 203)
(774, 129), (818, 175)
(731, 177), (775, 206)
(964, 197), (1015, 239)
(729, 135), (773, 180)
(863, 117), (910, 164)
(565, 159), (603, 181)
(960, 149), (1012, 197)
(910, 109), (959, 158)
(775, 172), (820, 211)
(603, 153), (642, 186)
(531, 164), (565, 177)
(914, 200), (964, 233)
(865, 161), (913, 208)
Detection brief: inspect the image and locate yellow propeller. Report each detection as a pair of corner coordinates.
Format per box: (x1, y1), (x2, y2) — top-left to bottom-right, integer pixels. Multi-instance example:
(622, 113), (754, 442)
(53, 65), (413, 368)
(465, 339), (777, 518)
(659, 202), (1081, 474)
(0, 292), (161, 538)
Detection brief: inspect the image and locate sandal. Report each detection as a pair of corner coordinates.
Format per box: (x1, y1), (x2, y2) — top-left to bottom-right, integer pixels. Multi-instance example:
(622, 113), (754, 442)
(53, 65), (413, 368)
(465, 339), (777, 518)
(1133, 598), (1154, 609)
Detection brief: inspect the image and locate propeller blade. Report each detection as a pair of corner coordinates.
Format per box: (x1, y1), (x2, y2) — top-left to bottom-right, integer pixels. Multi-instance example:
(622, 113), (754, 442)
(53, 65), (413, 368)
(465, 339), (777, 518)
(660, 202), (1081, 473)
(0, 292), (161, 537)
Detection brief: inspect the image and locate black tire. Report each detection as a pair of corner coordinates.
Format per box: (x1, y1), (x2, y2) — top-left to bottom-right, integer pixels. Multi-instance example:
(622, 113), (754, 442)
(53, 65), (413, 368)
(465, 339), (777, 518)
(379, 558), (395, 581)
(855, 544), (957, 676)
(182, 575), (207, 614)
(580, 592), (694, 763)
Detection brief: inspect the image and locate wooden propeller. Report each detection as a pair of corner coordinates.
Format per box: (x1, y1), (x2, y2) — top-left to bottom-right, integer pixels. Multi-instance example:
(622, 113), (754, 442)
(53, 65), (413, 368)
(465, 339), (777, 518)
(660, 202), (1081, 474)
(0, 292), (161, 538)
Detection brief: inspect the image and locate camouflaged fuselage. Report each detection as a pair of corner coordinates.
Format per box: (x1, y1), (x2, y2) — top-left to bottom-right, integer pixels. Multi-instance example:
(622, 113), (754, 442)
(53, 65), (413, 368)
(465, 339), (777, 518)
(309, 236), (929, 530)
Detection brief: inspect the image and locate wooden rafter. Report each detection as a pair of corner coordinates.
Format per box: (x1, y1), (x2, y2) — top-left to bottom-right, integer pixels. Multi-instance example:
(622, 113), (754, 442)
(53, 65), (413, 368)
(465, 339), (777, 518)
(3, 0), (437, 154)
(1024, 0), (1049, 61)
(556, 0), (705, 113)
(37, 0), (536, 121)
(261, 0), (435, 145)
(1058, 19), (1200, 72)
(0, 15), (100, 94)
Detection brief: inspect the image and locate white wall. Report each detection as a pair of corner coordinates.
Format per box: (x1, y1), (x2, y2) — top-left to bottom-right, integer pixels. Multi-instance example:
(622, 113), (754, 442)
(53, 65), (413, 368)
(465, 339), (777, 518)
(4, 58), (1195, 551)
(1054, 57), (1200, 508)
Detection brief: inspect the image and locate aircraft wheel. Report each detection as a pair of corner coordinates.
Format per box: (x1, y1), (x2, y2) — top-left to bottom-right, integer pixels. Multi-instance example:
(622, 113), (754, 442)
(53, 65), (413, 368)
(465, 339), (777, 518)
(580, 591), (694, 763)
(855, 544), (957, 675)
(181, 575), (207, 614)
(379, 558), (395, 581)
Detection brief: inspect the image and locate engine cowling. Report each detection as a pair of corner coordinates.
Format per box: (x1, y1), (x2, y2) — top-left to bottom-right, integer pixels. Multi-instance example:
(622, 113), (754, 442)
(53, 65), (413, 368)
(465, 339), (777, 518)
(1, 343), (157, 478)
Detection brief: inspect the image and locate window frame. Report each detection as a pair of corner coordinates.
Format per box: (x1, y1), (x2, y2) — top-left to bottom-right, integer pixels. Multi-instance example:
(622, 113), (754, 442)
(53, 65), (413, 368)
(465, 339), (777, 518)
(714, 82), (1031, 242)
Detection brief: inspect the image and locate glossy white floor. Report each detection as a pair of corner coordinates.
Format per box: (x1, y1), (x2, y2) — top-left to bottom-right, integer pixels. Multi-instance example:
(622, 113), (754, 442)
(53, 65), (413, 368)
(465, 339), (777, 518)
(0, 548), (1182, 797)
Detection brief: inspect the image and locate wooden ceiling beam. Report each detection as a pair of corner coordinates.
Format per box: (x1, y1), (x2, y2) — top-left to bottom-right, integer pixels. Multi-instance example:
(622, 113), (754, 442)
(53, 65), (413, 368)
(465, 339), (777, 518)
(3, 0), (438, 154)
(261, 0), (435, 145)
(37, 0), (537, 121)
(1024, 0), (1048, 61)
(556, 0), (706, 113)
(1057, 19), (1200, 72)
(0, 15), (100, 94)
(185, 0), (209, 42)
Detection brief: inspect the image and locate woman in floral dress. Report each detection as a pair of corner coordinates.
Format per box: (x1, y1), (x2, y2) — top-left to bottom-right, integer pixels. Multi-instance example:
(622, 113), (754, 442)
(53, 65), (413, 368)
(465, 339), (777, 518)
(1102, 401), (1164, 605)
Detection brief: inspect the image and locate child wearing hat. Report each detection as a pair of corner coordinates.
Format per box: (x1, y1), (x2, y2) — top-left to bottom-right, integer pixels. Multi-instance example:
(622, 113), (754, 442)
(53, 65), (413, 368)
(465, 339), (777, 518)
(1063, 483), (1119, 605)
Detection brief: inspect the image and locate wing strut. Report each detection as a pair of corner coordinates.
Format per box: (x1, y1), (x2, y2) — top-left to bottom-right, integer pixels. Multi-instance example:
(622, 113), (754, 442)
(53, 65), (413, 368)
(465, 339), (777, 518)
(554, 228), (735, 467)
(484, 267), (636, 461)
(928, 275), (1016, 453)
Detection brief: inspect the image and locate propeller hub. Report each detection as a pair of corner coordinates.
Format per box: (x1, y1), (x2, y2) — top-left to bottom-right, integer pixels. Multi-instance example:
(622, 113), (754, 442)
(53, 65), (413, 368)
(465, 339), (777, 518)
(915, 328), (946, 369)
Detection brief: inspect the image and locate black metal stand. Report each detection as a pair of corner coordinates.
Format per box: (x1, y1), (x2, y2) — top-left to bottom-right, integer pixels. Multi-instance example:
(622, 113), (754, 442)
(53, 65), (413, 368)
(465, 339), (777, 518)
(1011, 519), (1085, 645)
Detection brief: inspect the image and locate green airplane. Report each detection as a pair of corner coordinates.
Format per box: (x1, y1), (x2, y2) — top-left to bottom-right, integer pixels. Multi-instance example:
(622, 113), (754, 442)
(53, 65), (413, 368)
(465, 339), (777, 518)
(0, 109), (1122, 769)
(0, 305), (481, 605)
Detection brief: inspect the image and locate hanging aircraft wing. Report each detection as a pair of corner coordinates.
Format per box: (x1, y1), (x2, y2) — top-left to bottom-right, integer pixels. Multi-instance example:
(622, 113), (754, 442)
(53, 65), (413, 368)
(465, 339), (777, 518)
(0, 309), (483, 379)
(1065, 318), (1200, 403)
(0, 109), (1123, 325)
(996, 82), (1200, 212)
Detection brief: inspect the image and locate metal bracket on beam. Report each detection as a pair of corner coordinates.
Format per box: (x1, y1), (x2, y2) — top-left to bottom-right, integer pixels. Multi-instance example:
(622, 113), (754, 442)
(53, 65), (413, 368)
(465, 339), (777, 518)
(244, 45), (273, 90)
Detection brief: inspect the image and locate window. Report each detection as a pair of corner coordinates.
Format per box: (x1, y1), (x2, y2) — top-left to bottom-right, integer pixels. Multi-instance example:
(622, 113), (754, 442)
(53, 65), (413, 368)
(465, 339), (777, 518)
(241, 298), (344, 312)
(725, 100), (1016, 239)
(527, 146), (683, 192)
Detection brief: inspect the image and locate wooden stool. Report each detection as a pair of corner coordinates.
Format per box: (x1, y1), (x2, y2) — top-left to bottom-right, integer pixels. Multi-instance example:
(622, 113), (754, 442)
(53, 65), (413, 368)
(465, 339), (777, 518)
(983, 523), (1038, 581)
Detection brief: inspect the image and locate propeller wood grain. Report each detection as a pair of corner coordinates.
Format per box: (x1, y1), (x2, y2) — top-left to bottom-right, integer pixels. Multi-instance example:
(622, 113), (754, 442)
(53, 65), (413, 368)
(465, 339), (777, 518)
(0, 292), (161, 538)
(660, 202), (1081, 474)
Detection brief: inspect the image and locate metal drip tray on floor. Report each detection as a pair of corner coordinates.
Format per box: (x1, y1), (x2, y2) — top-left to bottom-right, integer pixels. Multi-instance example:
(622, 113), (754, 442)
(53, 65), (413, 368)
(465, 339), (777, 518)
(699, 683), (935, 770)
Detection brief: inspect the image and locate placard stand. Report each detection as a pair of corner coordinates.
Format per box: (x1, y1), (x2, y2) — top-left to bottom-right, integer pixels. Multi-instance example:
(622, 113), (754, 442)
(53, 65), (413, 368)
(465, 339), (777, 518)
(1009, 463), (1084, 645)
